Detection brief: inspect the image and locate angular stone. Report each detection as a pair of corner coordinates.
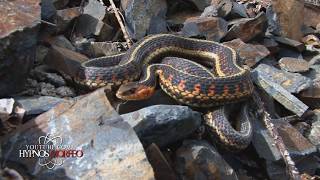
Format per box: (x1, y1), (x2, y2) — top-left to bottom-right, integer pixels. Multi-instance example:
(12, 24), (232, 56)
(83, 0), (106, 21)
(1, 88), (155, 179)
(308, 109), (320, 151)
(15, 96), (67, 116)
(174, 140), (238, 180)
(253, 118), (317, 161)
(273, 36), (305, 52)
(0, 98), (15, 121)
(188, 0), (212, 11)
(223, 12), (268, 42)
(121, 105), (201, 147)
(53, 0), (69, 9)
(252, 65), (309, 116)
(230, 1), (248, 18)
(122, 0), (167, 40)
(44, 45), (89, 78)
(41, 0), (57, 21)
(217, 0), (233, 17)
(56, 7), (81, 33)
(223, 38), (270, 67)
(304, 4), (320, 28)
(279, 57), (310, 73)
(32, 65), (66, 87)
(299, 79), (320, 109)
(74, 15), (114, 41)
(146, 143), (177, 180)
(79, 41), (124, 57)
(0, 0), (40, 97)
(182, 17), (228, 41)
(200, 5), (218, 18)
(262, 37), (279, 55)
(253, 64), (312, 94)
(271, 0), (304, 41)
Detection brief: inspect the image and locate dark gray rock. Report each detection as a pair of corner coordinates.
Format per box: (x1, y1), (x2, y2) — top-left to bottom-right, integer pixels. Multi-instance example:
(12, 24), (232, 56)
(41, 0), (57, 21)
(308, 110), (320, 151)
(32, 66), (66, 87)
(56, 7), (81, 33)
(0, 0), (40, 97)
(122, 0), (167, 40)
(121, 105), (201, 147)
(55, 86), (76, 97)
(174, 140), (238, 180)
(230, 2), (248, 18)
(15, 96), (67, 116)
(2, 88), (155, 179)
(49, 35), (76, 51)
(188, 0), (211, 11)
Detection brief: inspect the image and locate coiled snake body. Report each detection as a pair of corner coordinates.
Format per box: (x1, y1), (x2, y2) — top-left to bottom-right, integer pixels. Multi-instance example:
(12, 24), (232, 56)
(76, 34), (254, 150)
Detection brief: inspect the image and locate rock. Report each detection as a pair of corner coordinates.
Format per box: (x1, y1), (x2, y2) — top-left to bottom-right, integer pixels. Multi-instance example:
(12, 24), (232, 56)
(272, 36), (305, 52)
(271, 0), (304, 41)
(41, 0), (57, 21)
(188, 0), (212, 11)
(252, 65), (309, 117)
(223, 38), (270, 67)
(35, 45), (50, 64)
(174, 140), (238, 180)
(121, 0), (167, 40)
(229, 1), (248, 18)
(32, 66), (66, 87)
(146, 143), (177, 180)
(79, 41), (125, 58)
(279, 57), (310, 73)
(253, 118), (317, 161)
(44, 45), (89, 79)
(304, 4), (320, 28)
(121, 105), (201, 147)
(223, 12), (268, 42)
(46, 35), (76, 51)
(200, 5), (218, 18)
(181, 17), (228, 41)
(83, 0), (106, 21)
(56, 7), (81, 33)
(74, 15), (114, 41)
(308, 109), (320, 151)
(1, 88), (155, 179)
(0, 167), (24, 180)
(52, 0), (69, 9)
(0, 0), (40, 97)
(299, 79), (320, 109)
(253, 64), (311, 94)
(262, 37), (279, 55)
(15, 96), (67, 116)
(217, 0), (233, 18)
(55, 86), (76, 97)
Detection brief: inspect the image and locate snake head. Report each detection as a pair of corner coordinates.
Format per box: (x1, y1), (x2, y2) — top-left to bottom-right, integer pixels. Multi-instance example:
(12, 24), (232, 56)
(116, 82), (155, 100)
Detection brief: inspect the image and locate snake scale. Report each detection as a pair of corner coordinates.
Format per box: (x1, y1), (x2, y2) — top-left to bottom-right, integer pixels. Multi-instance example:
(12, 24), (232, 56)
(75, 34), (255, 150)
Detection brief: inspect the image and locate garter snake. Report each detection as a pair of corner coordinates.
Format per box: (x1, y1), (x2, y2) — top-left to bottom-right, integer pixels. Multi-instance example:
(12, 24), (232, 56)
(75, 34), (255, 150)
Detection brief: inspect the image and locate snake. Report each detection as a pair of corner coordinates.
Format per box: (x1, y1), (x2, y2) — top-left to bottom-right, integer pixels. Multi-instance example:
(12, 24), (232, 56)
(73, 34), (255, 150)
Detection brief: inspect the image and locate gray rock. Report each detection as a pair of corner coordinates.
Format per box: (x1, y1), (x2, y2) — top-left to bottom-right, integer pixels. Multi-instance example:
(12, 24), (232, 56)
(230, 2), (248, 18)
(182, 17), (228, 42)
(56, 7), (81, 33)
(252, 68), (309, 117)
(49, 35), (76, 51)
(2, 88), (155, 179)
(200, 5), (218, 18)
(0, 0), (40, 97)
(32, 66), (66, 87)
(308, 110), (320, 151)
(83, 0), (106, 21)
(0, 98), (15, 121)
(188, 0), (211, 11)
(174, 140), (238, 180)
(41, 0), (57, 21)
(15, 96), (67, 116)
(253, 64), (312, 94)
(253, 118), (316, 161)
(279, 57), (310, 73)
(122, 0), (167, 40)
(121, 105), (201, 147)
(56, 86), (76, 98)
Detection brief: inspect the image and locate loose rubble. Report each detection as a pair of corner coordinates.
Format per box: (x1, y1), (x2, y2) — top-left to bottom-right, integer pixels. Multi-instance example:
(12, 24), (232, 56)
(1, 0), (320, 179)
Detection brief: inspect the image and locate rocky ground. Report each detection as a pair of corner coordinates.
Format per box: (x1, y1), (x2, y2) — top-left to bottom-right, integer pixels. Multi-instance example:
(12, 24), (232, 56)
(0, 0), (320, 179)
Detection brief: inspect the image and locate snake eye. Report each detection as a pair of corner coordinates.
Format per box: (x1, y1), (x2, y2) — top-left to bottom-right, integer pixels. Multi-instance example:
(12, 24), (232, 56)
(116, 82), (155, 100)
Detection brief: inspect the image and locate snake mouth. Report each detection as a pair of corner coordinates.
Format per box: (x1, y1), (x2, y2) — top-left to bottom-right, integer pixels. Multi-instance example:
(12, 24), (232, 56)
(116, 82), (155, 100)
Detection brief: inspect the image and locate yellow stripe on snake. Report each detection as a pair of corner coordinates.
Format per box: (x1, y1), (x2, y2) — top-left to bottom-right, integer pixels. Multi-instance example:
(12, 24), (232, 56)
(75, 34), (255, 150)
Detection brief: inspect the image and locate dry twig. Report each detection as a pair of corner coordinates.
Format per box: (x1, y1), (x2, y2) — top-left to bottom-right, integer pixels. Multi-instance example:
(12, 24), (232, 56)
(108, 0), (133, 48)
(253, 91), (301, 180)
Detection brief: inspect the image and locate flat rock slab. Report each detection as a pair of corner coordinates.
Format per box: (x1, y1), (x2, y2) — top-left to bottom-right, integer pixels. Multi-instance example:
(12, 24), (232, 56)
(223, 38), (270, 67)
(279, 57), (310, 73)
(182, 17), (228, 42)
(0, 0), (40, 96)
(1, 88), (154, 179)
(121, 105), (201, 147)
(223, 12), (267, 42)
(252, 65), (309, 117)
(253, 64), (311, 94)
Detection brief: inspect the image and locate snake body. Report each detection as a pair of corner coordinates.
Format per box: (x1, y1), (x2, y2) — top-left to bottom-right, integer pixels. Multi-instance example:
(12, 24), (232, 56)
(75, 34), (254, 150)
